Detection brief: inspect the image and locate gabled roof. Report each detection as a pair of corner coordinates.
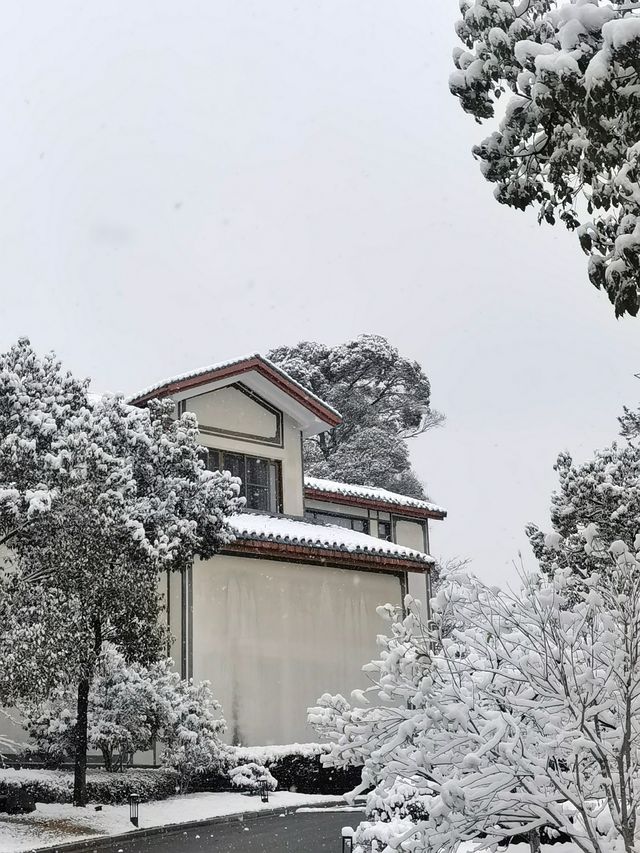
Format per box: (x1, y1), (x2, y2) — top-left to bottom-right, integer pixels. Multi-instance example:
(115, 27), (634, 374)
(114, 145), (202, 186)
(128, 354), (341, 437)
(225, 512), (433, 573)
(304, 476), (447, 521)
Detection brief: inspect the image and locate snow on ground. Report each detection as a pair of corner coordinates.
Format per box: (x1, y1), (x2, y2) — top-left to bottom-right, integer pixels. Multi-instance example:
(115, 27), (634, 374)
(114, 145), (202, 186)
(0, 791), (343, 852)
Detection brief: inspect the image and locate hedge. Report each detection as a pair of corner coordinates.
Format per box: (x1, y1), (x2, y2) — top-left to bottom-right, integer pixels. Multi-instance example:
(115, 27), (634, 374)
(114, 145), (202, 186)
(0, 768), (180, 807)
(194, 743), (364, 796)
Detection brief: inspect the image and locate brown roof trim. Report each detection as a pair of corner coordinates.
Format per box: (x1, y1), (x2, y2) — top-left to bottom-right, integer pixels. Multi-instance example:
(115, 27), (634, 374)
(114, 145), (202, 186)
(304, 487), (447, 521)
(130, 357), (342, 428)
(223, 539), (430, 574)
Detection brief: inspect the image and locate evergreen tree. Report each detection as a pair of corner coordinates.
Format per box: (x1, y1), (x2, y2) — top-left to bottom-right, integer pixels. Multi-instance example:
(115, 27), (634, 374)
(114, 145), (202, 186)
(268, 335), (443, 499)
(0, 339), (241, 805)
(451, 0), (640, 316)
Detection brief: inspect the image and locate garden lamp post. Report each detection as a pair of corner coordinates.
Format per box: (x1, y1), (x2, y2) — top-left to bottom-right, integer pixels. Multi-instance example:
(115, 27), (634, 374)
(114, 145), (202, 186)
(129, 793), (140, 827)
(260, 780), (269, 803)
(341, 826), (354, 852)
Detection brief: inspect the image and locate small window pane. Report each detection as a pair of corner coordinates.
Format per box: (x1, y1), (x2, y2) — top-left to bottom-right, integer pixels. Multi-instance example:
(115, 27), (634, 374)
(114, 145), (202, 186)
(204, 449), (220, 472)
(246, 485), (270, 512)
(223, 452), (245, 481)
(246, 456), (270, 487)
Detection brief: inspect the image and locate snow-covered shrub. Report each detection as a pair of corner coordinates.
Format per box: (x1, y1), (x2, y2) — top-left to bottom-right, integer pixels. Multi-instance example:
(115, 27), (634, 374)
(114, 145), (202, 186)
(85, 768), (180, 805)
(161, 680), (227, 793)
(228, 762), (277, 794)
(22, 645), (227, 788)
(22, 646), (176, 771)
(0, 767), (178, 806)
(227, 743), (362, 795)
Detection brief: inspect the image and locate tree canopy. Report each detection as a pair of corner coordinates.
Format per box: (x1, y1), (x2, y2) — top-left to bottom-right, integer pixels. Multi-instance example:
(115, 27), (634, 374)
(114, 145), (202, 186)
(451, 0), (640, 317)
(0, 338), (241, 804)
(268, 335), (443, 499)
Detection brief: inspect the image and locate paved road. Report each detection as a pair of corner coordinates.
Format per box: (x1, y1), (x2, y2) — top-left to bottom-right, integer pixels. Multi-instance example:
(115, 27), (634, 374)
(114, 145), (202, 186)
(55, 809), (364, 853)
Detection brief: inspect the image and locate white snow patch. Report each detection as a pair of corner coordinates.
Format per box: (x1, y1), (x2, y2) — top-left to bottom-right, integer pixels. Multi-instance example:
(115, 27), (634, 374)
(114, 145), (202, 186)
(0, 791), (342, 852)
(229, 512), (433, 564)
(304, 476), (446, 515)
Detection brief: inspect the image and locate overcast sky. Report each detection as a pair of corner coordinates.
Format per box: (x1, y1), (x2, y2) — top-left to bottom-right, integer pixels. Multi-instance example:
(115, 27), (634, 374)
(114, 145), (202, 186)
(1, 2), (639, 585)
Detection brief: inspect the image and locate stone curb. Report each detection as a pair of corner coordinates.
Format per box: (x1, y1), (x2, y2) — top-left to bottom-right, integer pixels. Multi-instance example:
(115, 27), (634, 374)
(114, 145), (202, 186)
(27, 798), (347, 853)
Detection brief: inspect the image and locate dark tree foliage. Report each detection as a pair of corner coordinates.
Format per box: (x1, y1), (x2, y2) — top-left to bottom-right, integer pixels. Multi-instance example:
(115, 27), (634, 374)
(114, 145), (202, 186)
(451, 0), (640, 317)
(268, 335), (443, 499)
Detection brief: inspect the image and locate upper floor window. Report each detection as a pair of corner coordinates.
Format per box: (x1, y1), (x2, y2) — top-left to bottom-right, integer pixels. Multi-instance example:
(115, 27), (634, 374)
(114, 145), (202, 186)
(304, 510), (369, 535)
(377, 520), (392, 541)
(205, 449), (282, 514)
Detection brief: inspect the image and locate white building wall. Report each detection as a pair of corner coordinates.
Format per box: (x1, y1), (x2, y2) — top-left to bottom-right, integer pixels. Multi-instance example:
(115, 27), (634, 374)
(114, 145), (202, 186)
(187, 554), (403, 745)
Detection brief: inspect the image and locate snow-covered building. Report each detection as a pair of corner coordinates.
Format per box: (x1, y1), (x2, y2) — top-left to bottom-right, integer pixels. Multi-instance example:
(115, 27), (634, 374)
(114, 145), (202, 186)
(129, 354), (446, 746)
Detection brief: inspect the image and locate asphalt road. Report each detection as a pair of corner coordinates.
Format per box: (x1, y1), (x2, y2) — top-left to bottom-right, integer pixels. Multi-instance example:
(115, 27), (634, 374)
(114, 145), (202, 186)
(56, 809), (364, 853)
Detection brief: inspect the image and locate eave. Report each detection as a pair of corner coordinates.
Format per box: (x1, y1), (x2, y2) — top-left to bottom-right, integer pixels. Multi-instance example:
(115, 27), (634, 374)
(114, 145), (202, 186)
(222, 539), (431, 574)
(304, 486), (447, 521)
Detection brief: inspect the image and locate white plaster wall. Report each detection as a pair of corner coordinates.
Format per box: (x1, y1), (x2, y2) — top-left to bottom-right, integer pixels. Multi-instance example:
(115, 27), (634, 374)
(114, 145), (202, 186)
(186, 386), (280, 442)
(303, 499), (369, 518)
(191, 555), (402, 745)
(395, 519), (426, 552)
(179, 384), (306, 516)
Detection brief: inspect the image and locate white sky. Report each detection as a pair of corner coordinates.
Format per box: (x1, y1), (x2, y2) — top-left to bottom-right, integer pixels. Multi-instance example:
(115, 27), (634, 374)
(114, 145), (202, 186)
(1, 1), (639, 585)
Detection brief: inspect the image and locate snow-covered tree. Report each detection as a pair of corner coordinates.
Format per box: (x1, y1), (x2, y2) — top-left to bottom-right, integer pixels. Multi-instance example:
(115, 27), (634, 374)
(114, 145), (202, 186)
(451, 0), (640, 317)
(311, 535), (640, 853)
(162, 679), (227, 793)
(526, 442), (640, 587)
(228, 762), (278, 794)
(22, 645), (226, 779)
(0, 339), (241, 805)
(268, 335), (443, 498)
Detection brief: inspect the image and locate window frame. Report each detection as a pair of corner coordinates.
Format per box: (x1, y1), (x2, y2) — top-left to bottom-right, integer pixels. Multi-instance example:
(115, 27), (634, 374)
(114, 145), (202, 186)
(204, 448), (283, 514)
(304, 508), (370, 535)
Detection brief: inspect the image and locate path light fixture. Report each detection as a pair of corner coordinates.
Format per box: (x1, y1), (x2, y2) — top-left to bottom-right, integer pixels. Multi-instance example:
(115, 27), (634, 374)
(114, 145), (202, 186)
(260, 780), (269, 803)
(129, 793), (140, 827)
(342, 826), (354, 852)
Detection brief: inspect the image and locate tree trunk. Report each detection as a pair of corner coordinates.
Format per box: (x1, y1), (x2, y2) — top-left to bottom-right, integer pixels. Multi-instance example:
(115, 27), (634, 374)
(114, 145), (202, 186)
(529, 829), (541, 853)
(73, 677), (90, 806)
(101, 747), (112, 773)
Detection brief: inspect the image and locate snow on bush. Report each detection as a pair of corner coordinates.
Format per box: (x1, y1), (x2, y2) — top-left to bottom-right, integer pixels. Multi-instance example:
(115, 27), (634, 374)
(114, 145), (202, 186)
(231, 743), (329, 764)
(0, 768), (179, 805)
(228, 763), (278, 794)
(21, 643), (227, 791)
(310, 527), (640, 853)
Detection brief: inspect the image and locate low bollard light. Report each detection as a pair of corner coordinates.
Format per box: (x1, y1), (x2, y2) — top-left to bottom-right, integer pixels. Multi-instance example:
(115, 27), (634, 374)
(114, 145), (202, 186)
(260, 780), (269, 803)
(341, 826), (354, 852)
(129, 793), (140, 827)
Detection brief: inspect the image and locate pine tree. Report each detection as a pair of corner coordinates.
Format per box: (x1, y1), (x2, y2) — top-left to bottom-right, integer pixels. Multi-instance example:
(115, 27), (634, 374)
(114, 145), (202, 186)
(451, 0), (640, 316)
(268, 335), (443, 499)
(0, 339), (241, 805)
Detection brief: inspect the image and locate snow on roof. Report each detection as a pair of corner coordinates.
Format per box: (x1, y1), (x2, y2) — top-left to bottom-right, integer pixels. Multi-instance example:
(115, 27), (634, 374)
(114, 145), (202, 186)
(304, 477), (447, 516)
(127, 353), (341, 419)
(228, 512), (433, 565)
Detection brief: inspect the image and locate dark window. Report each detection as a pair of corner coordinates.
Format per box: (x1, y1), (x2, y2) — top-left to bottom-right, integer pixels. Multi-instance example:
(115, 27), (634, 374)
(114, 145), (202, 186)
(378, 521), (392, 541)
(204, 449), (281, 513)
(304, 510), (369, 534)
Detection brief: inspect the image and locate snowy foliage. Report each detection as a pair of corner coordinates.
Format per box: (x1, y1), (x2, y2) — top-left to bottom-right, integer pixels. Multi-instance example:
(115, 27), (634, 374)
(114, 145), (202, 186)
(228, 762), (278, 794)
(21, 645), (226, 780)
(161, 679), (227, 793)
(268, 335), (443, 499)
(526, 442), (640, 587)
(452, 0), (640, 316)
(0, 339), (241, 804)
(310, 541), (640, 853)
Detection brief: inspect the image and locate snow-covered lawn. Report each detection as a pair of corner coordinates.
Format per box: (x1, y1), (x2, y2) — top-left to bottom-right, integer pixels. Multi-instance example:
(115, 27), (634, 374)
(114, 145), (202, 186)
(0, 790), (343, 851)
